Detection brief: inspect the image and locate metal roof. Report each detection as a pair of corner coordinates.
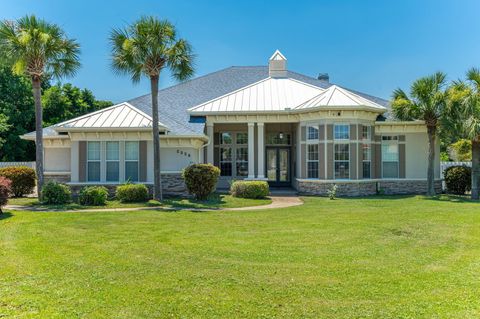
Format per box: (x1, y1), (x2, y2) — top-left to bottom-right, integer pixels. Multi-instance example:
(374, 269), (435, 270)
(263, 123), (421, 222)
(295, 85), (387, 110)
(188, 77), (325, 113)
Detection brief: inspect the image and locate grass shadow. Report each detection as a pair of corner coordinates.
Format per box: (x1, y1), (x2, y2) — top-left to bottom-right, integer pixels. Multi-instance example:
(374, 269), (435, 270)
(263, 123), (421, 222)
(161, 193), (226, 209)
(0, 212), (13, 220)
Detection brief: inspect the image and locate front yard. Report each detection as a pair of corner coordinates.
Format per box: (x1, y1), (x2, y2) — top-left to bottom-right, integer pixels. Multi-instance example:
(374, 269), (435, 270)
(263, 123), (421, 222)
(1, 195), (480, 318)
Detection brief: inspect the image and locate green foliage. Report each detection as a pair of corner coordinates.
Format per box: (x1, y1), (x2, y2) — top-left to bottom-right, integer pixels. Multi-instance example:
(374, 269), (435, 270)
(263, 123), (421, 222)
(42, 83), (112, 127)
(116, 183), (149, 203)
(79, 186), (109, 206)
(230, 181), (269, 199)
(41, 181), (71, 204)
(0, 166), (36, 197)
(448, 139), (472, 161)
(444, 166), (471, 195)
(440, 151), (451, 162)
(0, 176), (12, 210)
(327, 184), (338, 200)
(182, 164), (220, 200)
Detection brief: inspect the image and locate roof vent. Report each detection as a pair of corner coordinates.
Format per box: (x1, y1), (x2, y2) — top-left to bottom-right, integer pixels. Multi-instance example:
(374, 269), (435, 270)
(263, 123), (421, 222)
(269, 50), (287, 78)
(318, 73), (329, 82)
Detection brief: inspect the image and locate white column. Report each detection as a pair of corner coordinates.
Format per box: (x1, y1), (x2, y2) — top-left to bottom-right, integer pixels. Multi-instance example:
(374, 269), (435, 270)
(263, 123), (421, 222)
(296, 124), (302, 178)
(248, 122), (255, 179)
(257, 122), (265, 179)
(206, 123), (214, 164)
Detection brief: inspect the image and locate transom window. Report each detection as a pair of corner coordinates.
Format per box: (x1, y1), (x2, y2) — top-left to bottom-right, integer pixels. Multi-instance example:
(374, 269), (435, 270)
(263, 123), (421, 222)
(382, 136), (399, 178)
(87, 141), (101, 182)
(307, 126), (319, 140)
(334, 124), (350, 140)
(307, 144), (319, 178)
(106, 141), (120, 182)
(125, 141), (139, 182)
(267, 132), (291, 145)
(334, 144), (349, 179)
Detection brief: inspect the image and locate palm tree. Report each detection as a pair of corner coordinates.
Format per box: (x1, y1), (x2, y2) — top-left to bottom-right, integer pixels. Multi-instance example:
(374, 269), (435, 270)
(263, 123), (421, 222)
(0, 15), (80, 197)
(110, 16), (194, 201)
(446, 68), (480, 199)
(391, 72), (448, 196)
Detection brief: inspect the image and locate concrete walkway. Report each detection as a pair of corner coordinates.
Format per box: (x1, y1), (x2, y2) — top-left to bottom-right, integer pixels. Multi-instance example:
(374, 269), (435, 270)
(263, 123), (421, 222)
(5, 196), (303, 213)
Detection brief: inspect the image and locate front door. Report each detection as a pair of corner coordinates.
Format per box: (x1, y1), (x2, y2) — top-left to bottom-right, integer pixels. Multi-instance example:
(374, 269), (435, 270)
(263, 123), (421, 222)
(266, 147), (290, 186)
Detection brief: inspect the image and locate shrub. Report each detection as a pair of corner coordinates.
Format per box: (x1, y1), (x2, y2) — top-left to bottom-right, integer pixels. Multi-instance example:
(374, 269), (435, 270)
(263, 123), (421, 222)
(182, 164), (220, 200)
(444, 165), (471, 195)
(0, 176), (12, 213)
(79, 186), (108, 206)
(230, 181), (269, 199)
(41, 181), (71, 205)
(116, 183), (149, 202)
(0, 166), (36, 197)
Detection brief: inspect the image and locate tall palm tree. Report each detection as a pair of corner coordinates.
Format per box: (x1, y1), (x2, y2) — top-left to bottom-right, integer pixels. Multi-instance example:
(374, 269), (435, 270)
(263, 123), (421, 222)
(391, 72), (448, 196)
(0, 15), (80, 197)
(110, 16), (194, 201)
(446, 68), (480, 199)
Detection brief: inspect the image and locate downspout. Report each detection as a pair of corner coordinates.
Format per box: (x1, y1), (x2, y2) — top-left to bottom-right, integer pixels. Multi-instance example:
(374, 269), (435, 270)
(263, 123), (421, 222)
(199, 135), (210, 164)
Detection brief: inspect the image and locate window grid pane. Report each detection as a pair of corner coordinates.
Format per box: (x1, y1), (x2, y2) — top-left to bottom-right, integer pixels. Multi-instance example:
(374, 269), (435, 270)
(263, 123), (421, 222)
(220, 133), (232, 145)
(362, 126), (371, 140)
(87, 142), (100, 160)
(87, 162), (100, 182)
(307, 162), (319, 178)
(334, 124), (350, 140)
(106, 142), (119, 160)
(125, 141), (139, 161)
(236, 133), (248, 145)
(307, 126), (319, 140)
(125, 162), (139, 182)
(106, 162), (119, 182)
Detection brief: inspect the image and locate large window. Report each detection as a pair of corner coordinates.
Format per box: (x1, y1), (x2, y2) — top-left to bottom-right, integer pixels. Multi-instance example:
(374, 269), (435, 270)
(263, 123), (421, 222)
(334, 124), (350, 140)
(87, 141), (101, 182)
(235, 133), (248, 177)
(307, 126), (319, 140)
(361, 126), (371, 179)
(217, 132), (248, 177)
(307, 144), (319, 178)
(106, 142), (119, 182)
(382, 136), (399, 178)
(125, 141), (139, 182)
(219, 132), (233, 177)
(334, 144), (349, 179)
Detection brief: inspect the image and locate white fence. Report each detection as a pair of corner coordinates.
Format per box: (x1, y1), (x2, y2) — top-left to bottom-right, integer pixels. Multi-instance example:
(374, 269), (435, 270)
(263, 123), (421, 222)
(0, 161), (36, 169)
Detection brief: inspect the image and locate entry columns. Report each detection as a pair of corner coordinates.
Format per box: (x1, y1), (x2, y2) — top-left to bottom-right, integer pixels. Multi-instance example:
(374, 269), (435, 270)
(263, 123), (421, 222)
(248, 122), (255, 178)
(257, 122), (265, 179)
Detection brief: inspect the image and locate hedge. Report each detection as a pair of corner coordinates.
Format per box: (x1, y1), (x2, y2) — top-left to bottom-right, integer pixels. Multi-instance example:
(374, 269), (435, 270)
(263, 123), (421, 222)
(182, 164), (220, 200)
(41, 181), (71, 205)
(0, 166), (36, 197)
(116, 183), (149, 203)
(79, 186), (109, 206)
(230, 180), (269, 199)
(444, 165), (471, 195)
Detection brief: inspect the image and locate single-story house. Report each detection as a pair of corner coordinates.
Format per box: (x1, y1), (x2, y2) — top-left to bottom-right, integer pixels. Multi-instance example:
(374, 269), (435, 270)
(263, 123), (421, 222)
(22, 50), (441, 196)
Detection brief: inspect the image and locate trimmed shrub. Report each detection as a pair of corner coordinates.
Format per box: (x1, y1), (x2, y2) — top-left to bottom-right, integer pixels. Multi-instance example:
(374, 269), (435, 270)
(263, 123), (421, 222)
(182, 164), (220, 200)
(116, 183), (149, 203)
(444, 165), (471, 195)
(0, 166), (36, 197)
(0, 176), (12, 213)
(79, 186), (108, 206)
(230, 181), (269, 199)
(41, 181), (71, 205)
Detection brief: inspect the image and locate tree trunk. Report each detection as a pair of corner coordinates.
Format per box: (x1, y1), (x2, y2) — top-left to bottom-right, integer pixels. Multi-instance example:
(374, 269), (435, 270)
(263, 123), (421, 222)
(150, 75), (163, 201)
(32, 77), (44, 199)
(426, 125), (436, 196)
(471, 138), (480, 200)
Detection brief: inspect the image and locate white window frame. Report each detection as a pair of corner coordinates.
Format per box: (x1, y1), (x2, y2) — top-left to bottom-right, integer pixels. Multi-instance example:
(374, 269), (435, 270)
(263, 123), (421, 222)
(307, 125), (319, 141)
(124, 141), (140, 182)
(334, 143), (350, 179)
(362, 126), (371, 179)
(381, 135), (399, 179)
(334, 124), (350, 141)
(217, 131), (249, 178)
(307, 144), (319, 178)
(235, 132), (248, 177)
(106, 141), (120, 182)
(87, 141), (101, 182)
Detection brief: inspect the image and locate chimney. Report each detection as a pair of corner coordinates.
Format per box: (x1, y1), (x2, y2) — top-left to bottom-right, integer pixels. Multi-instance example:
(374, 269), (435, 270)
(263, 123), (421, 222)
(318, 73), (329, 82)
(269, 50), (287, 78)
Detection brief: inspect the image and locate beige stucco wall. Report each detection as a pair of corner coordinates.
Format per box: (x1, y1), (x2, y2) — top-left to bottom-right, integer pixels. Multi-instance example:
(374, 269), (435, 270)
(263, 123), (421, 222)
(44, 147), (71, 172)
(405, 132), (441, 179)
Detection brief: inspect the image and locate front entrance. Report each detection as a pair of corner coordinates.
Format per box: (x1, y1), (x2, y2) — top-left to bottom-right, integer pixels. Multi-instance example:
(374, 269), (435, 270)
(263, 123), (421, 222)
(266, 147), (290, 186)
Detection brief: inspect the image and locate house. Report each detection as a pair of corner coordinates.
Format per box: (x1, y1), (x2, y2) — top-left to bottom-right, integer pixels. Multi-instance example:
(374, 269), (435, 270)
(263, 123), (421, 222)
(21, 51), (441, 196)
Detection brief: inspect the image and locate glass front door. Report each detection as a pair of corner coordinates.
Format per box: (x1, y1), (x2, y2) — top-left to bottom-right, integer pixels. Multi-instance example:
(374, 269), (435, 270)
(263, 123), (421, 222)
(266, 147), (290, 186)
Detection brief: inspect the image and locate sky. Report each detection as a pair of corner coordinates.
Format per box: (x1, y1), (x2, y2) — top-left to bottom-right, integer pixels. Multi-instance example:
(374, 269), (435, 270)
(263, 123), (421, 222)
(2, 0), (480, 103)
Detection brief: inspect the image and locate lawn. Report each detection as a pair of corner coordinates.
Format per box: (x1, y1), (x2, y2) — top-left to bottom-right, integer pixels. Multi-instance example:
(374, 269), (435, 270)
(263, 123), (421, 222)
(1, 195), (480, 318)
(7, 193), (272, 210)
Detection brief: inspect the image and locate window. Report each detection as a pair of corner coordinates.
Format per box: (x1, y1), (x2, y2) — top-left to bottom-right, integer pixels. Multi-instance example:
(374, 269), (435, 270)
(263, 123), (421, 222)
(362, 143), (371, 179)
(236, 147), (248, 176)
(267, 132), (291, 145)
(334, 144), (349, 179)
(307, 144), (319, 178)
(220, 132), (232, 145)
(106, 142), (119, 182)
(382, 136), (399, 178)
(307, 126), (319, 140)
(362, 126), (371, 140)
(125, 141), (139, 182)
(217, 132), (249, 177)
(236, 132), (248, 145)
(220, 147), (232, 176)
(334, 124), (350, 140)
(87, 141), (101, 182)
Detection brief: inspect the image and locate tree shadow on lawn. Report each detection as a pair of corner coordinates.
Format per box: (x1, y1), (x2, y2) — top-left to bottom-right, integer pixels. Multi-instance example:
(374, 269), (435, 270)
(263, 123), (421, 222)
(333, 194), (479, 204)
(0, 212), (13, 220)
(160, 193), (226, 210)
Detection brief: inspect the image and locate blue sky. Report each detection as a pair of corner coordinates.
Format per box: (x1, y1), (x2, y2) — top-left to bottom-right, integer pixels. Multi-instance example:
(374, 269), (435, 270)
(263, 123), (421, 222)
(2, 0), (480, 103)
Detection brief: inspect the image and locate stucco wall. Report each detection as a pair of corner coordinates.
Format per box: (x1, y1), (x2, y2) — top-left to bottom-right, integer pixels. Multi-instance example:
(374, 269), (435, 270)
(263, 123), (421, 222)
(44, 147), (71, 172)
(405, 133), (441, 179)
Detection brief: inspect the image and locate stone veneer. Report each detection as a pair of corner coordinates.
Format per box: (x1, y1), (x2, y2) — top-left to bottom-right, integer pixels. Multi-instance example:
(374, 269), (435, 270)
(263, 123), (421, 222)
(297, 179), (443, 196)
(44, 174), (71, 184)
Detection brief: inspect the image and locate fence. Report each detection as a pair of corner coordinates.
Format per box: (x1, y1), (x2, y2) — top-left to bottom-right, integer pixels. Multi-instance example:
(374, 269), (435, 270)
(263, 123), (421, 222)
(0, 161), (36, 169)
(440, 161), (471, 178)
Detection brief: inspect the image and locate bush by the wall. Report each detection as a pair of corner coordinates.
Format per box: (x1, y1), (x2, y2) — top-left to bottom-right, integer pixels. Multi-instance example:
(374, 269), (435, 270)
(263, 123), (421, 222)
(0, 166), (36, 197)
(444, 165), (471, 195)
(41, 181), (71, 205)
(79, 186), (108, 206)
(116, 183), (149, 202)
(182, 164), (220, 200)
(230, 180), (269, 199)
(0, 176), (12, 213)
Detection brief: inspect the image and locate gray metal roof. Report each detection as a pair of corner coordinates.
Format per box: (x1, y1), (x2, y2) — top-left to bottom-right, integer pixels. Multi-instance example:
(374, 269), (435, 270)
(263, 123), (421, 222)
(26, 66), (390, 138)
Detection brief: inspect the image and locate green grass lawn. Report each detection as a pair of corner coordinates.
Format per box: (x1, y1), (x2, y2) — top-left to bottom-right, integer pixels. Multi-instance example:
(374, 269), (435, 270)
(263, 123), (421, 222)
(7, 193), (272, 210)
(1, 195), (480, 318)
